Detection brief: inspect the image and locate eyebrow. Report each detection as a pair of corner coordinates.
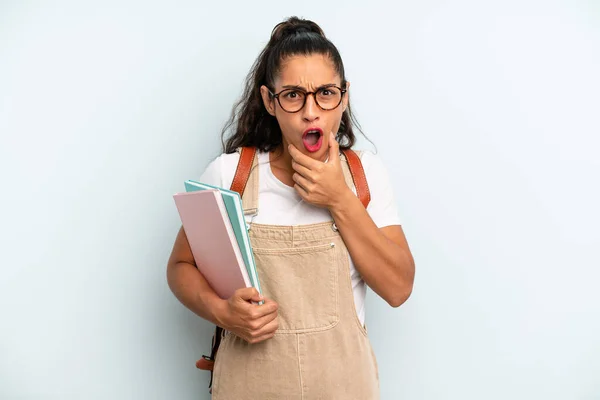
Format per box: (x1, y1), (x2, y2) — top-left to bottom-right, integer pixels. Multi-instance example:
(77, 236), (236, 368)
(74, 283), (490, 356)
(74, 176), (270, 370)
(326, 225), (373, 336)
(281, 83), (338, 91)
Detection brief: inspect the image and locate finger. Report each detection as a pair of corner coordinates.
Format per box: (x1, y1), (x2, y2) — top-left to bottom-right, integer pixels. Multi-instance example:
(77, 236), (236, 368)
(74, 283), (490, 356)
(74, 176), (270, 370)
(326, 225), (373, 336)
(250, 298), (278, 319)
(294, 183), (310, 200)
(251, 317), (279, 339)
(291, 160), (313, 181)
(328, 132), (341, 165)
(248, 331), (276, 344)
(235, 287), (264, 303)
(288, 143), (320, 170)
(293, 172), (312, 193)
(248, 307), (278, 331)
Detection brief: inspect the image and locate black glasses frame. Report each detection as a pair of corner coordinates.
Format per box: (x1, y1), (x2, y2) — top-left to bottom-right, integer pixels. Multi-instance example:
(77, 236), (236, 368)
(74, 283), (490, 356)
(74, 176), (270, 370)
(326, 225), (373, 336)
(268, 86), (347, 113)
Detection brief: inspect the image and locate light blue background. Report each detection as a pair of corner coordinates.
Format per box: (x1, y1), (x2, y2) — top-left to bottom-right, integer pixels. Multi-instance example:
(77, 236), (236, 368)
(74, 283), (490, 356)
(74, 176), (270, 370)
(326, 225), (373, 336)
(1, 1), (599, 399)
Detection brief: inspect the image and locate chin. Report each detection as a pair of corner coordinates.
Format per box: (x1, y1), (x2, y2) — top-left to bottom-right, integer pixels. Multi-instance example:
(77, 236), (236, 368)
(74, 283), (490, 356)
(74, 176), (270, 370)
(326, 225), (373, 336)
(311, 148), (329, 162)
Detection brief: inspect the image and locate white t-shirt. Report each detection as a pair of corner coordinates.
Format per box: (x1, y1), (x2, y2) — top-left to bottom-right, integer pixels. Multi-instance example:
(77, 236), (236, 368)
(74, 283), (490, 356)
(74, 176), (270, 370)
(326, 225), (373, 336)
(198, 150), (401, 325)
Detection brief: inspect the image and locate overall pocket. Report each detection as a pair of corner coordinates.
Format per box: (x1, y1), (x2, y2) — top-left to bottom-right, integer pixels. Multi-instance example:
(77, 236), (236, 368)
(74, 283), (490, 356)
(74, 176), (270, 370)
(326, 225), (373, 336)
(253, 242), (339, 333)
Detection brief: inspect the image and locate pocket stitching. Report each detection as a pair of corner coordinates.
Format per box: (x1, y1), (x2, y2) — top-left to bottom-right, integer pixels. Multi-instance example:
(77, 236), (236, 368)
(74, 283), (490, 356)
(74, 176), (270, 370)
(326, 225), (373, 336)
(254, 243), (339, 333)
(252, 242), (335, 255)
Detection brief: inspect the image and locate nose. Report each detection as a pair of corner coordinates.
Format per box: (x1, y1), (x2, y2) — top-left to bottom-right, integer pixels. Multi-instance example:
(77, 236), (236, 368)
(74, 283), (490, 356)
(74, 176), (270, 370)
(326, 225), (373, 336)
(301, 93), (320, 122)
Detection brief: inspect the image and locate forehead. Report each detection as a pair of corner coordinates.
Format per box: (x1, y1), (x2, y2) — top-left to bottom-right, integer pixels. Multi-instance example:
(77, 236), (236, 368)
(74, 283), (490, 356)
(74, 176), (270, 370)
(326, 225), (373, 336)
(275, 54), (340, 88)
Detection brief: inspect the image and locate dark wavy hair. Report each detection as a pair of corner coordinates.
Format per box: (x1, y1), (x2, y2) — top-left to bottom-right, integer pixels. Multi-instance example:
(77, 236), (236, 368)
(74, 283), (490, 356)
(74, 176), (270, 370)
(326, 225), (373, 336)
(221, 16), (364, 154)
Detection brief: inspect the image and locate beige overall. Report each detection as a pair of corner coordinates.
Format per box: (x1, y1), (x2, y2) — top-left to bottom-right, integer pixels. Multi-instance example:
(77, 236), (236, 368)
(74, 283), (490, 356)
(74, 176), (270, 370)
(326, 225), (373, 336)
(211, 153), (380, 400)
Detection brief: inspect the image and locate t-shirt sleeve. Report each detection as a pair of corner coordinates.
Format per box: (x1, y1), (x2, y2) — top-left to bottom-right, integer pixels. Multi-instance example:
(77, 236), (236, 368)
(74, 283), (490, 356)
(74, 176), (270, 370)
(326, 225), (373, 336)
(360, 151), (402, 228)
(198, 155), (224, 187)
(197, 152), (241, 189)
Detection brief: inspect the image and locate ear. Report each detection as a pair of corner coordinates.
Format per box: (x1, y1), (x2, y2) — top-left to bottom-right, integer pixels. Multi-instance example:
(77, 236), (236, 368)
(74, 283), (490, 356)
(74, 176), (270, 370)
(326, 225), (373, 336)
(342, 81), (350, 112)
(260, 85), (277, 116)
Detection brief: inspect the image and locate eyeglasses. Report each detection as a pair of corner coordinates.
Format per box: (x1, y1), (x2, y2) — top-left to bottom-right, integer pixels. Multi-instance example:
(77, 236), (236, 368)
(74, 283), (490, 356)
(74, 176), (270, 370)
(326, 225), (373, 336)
(268, 85), (347, 113)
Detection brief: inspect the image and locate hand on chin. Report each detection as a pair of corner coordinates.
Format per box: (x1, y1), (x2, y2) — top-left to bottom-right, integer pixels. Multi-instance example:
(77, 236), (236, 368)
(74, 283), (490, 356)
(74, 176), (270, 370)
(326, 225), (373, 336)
(287, 133), (349, 209)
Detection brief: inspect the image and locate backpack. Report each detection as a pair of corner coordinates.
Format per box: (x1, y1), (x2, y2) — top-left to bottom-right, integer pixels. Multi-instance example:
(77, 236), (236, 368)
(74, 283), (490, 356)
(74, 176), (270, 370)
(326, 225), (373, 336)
(194, 146), (371, 392)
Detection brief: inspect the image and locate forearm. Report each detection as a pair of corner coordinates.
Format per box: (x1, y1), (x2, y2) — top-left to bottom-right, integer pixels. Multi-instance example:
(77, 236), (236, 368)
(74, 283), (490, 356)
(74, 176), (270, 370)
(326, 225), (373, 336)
(166, 261), (228, 326)
(329, 191), (415, 307)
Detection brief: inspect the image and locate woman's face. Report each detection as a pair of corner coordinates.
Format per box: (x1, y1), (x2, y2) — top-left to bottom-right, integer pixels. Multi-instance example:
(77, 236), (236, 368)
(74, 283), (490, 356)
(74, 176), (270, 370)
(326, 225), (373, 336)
(260, 53), (349, 162)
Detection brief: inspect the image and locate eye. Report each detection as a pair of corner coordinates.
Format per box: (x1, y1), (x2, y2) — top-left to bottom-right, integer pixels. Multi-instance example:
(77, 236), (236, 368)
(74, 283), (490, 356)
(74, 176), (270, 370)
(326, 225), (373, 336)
(319, 87), (338, 96)
(283, 90), (301, 99)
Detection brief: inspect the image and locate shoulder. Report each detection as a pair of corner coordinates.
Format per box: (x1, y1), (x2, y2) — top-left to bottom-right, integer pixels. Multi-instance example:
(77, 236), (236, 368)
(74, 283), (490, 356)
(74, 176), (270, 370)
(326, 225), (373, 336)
(199, 151), (242, 188)
(353, 149), (391, 182)
(351, 149), (402, 227)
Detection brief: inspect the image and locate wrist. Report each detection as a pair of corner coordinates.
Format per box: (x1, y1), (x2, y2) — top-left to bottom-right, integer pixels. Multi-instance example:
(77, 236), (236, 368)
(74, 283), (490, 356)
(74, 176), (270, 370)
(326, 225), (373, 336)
(208, 296), (231, 329)
(328, 187), (356, 213)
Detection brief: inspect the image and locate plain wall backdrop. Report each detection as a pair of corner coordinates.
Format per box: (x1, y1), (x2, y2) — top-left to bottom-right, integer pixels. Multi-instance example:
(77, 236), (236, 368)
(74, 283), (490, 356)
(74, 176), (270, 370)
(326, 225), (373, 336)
(1, 1), (599, 399)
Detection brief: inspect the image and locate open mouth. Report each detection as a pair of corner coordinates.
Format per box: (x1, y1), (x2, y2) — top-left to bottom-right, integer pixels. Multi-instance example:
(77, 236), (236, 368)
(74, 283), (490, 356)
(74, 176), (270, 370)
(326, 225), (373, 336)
(302, 128), (324, 152)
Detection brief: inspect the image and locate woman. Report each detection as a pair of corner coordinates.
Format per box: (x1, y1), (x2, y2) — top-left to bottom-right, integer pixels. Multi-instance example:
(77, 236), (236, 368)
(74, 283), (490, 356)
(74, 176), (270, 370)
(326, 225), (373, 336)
(167, 16), (415, 399)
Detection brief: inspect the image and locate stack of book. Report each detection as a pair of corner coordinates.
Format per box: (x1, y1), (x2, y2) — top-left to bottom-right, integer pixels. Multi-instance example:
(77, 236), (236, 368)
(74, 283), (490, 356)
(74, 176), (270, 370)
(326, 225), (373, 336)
(173, 180), (261, 300)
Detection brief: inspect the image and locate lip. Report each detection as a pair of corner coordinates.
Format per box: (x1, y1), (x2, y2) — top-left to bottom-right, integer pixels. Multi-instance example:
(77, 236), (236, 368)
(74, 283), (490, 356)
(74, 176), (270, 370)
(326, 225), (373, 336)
(302, 127), (323, 137)
(302, 127), (324, 153)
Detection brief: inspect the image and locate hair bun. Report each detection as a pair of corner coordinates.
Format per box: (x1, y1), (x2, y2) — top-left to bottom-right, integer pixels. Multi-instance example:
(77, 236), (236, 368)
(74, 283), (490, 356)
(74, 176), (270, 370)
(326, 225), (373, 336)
(270, 16), (326, 42)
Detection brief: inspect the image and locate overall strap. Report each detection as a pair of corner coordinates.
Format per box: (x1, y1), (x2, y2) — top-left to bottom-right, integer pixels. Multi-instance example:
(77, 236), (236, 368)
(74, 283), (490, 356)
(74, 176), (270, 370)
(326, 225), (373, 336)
(232, 146), (371, 208)
(196, 146), (259, 392)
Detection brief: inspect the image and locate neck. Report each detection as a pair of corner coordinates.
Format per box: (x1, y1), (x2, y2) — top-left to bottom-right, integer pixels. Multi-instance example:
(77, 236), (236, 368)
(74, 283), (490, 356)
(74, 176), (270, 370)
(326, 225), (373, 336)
(269, 144), (295, 187)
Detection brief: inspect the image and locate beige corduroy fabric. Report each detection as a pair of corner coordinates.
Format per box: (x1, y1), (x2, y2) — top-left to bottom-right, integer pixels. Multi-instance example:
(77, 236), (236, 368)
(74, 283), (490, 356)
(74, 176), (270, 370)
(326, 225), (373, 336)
(211, 152), (379, 400)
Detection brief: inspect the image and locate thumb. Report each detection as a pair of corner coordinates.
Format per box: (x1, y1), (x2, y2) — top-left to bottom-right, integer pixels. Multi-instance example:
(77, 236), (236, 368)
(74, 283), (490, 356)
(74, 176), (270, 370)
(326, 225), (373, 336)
(329, 132), (340, 164)
(235, 287), (264, 303)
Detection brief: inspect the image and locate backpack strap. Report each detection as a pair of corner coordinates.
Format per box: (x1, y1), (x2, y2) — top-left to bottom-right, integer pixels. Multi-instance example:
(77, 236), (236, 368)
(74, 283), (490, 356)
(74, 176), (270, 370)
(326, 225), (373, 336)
(230, 147), (257, 196)
(341, 149), (371, 208)
(196, 325), (224, 393)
